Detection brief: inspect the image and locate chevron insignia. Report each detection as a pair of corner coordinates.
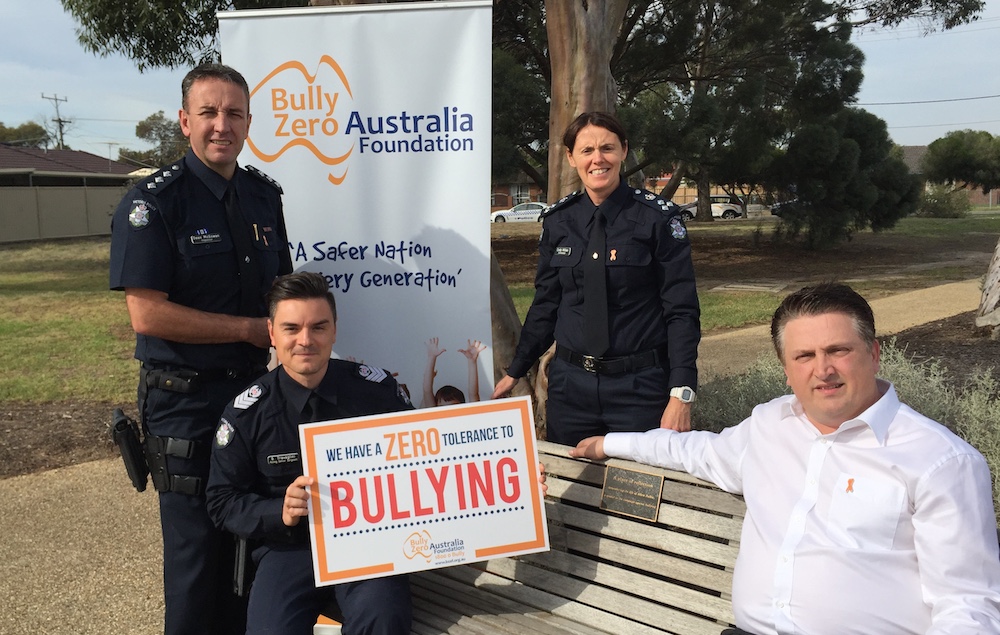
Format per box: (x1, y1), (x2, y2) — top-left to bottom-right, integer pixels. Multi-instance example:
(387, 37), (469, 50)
(233, 385), (263, 410)
(358, 365), (387, 383)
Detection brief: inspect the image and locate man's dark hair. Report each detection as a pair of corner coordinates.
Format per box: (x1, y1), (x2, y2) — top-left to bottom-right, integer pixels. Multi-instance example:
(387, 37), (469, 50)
(771, 282), (876, 361)
(181, 63), (251, 111)
(562, 111), (629, 153)
(267, 272), (337, 322)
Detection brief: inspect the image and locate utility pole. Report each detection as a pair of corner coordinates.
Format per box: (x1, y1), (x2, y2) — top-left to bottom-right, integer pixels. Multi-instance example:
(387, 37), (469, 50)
(41, 93), (70, 149)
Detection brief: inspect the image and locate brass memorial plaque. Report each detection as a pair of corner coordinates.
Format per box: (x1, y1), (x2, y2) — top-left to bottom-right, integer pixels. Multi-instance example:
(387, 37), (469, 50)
(600, 465), (664, 522)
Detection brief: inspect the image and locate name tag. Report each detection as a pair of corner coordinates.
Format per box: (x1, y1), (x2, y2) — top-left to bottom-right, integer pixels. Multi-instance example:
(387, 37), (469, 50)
(555, 246), (572, 256)
(190, 233), (222, 245)
(267, 453), (299, 465)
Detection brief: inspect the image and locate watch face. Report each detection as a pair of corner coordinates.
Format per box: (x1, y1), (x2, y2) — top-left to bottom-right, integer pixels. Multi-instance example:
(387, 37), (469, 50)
(672, 387), (695, 403)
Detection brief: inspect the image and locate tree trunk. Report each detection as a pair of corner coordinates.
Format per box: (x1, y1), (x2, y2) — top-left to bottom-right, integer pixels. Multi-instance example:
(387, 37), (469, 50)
(976, 236), (1000, 337)
(545, 0), (630, 201)
(696, 170), (714, 222)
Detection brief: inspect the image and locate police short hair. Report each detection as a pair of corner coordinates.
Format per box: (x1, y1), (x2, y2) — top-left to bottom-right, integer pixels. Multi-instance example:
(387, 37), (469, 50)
(562, 111), (629, 153)
(181, 63), (251, 111)
(771, 282), (876, 361)
(267, 272), (337, 322)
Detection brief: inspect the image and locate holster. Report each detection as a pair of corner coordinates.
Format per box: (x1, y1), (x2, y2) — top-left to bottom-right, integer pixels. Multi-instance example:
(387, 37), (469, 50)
(144, 433), (204, 495)
(233, 535), (257, 597)
(135, 366), (206, 496)
(111, 408), (149, 492)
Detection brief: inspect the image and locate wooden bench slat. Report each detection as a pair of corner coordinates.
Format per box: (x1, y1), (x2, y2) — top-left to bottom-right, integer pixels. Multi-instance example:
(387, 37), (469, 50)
(411, 570), (610, 635)
(434, 562), (677, 635)
(514, 548), (735, 623)
(479, 556), (731, 635)
(546, 502), (739, 568)
(560, 527), (733, 593)
(543, 477), (743, 543)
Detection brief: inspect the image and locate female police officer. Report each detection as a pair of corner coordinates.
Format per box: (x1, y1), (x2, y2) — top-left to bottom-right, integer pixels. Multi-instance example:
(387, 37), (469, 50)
(492, 111), (700, 445)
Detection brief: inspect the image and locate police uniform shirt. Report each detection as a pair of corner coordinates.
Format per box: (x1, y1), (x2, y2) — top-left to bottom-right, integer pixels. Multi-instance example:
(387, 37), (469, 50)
(205, 359), (414, 544)
(508, 180), (700, 389)
(109, 149), (293, 370)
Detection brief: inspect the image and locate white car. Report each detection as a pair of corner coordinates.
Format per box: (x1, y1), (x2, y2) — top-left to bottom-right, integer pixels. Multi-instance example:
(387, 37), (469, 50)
(678, 196), (743, 220)
(708, 195), (744, 219)
(490, 201), (547, 222)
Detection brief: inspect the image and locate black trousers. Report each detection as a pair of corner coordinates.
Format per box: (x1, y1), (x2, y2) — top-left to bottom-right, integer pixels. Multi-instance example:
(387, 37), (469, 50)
(142, 374), (253, 635)
(544, 357), (671, 446)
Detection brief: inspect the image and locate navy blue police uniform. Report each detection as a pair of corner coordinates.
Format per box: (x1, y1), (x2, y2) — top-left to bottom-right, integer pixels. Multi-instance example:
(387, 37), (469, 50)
(109, 149), (293, 635)
(506, 180), (700, 446)
(207, 360), (414, 635)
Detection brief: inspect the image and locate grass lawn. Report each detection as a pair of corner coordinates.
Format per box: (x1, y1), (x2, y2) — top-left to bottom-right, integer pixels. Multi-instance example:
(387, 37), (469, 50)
(0, 238), (136, 403)
(3, 215), (997, 404)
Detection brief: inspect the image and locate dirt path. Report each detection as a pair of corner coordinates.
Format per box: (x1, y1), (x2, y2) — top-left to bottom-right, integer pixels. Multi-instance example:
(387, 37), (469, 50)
(699, 279), (985, 379)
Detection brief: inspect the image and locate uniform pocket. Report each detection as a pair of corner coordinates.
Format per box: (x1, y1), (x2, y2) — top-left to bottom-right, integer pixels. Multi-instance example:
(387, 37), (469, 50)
(606, 244), (651, 268)
(827, 472), (905, 550)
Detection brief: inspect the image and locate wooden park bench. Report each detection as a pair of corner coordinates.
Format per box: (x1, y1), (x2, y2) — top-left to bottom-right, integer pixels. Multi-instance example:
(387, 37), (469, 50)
(393, 439), (746, 635)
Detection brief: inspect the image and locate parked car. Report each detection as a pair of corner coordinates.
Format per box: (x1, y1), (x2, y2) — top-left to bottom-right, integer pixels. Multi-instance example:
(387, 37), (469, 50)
(490, 201), (547, 222)
(678, 196), (744, 220)
(709, 195), (744, 219)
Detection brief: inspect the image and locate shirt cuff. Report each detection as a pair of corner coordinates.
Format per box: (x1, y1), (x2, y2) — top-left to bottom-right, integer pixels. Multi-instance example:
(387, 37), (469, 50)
(603, 432), (641, 460)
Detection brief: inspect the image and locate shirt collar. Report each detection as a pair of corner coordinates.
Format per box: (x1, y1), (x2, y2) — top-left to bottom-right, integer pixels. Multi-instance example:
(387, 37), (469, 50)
(599, 180), (631, 226)
(277, 361), (340, 417)
(780, 379), (900, 445)
(184, 149), (234, 202)
(582, 180), (630, 226)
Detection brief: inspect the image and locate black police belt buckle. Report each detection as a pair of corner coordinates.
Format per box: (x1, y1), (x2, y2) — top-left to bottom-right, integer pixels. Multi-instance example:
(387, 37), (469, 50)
(557, 345), (664, 375)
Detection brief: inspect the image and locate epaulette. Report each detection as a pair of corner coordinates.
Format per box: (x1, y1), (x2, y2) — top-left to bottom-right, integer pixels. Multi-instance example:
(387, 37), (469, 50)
(231, 383), (268, 412)
(336, 360), (411, 406)
(632, 188), (679, 217)
(139, 162), (185, 194)
(542, 191), (583, 217)
(246, 165), (283, 194)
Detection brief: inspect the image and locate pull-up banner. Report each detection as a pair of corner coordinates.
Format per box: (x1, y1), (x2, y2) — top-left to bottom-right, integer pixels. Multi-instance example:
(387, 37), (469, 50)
(219, 1), (494, 403)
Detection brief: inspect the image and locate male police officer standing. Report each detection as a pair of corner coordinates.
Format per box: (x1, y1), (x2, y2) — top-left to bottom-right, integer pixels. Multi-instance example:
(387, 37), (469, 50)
(110, 63), (292, 635)
(207, 271), (413, 634)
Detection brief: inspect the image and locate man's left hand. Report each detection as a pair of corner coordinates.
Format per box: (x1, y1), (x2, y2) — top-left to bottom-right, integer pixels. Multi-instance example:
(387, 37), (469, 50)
(282, 475), (314, 527)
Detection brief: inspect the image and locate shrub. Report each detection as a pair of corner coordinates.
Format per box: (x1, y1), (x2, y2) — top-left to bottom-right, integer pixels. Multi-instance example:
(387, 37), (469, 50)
(915, 184), (970, 218)
(695, 339), (1000, 524)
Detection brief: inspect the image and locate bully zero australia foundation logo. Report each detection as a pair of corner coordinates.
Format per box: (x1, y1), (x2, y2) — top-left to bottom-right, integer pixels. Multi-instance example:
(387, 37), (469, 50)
(248, 55), (355, 186)
(403, 529), (467, 566)
(248, 55), (479, 188)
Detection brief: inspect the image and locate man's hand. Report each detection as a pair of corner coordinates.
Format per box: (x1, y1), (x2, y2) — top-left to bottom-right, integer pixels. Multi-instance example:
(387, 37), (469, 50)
(537, 462), (548, 495)
(491, 374), (517, 399)
(569, 436), (608, 460)
(282, 475), (314, 527)
(659, 398), (692, 432)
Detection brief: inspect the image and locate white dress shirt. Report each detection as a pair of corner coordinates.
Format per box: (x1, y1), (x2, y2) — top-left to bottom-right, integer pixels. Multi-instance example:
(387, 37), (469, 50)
(603, 380), (1000, 634)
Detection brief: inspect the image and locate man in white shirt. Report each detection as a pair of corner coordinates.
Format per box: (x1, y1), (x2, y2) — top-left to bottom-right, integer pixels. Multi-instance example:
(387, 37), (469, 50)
(570, 282), (1000, 635)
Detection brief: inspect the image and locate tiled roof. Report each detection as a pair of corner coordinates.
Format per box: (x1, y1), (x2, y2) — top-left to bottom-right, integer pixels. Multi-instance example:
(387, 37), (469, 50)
(0, 144), (136, 175)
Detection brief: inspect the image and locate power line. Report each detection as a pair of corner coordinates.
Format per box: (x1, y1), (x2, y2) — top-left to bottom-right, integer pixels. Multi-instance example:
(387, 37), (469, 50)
(858, 94), (1000, 106)
(887, 118), (1000, 130)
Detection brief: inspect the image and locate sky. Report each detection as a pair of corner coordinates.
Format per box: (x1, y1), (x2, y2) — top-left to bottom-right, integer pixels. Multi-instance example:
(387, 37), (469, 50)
(1, 0), (999, 159)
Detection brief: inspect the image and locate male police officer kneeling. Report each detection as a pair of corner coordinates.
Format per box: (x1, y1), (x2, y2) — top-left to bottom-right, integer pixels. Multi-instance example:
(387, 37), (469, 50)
(206, 272), (413, 634)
